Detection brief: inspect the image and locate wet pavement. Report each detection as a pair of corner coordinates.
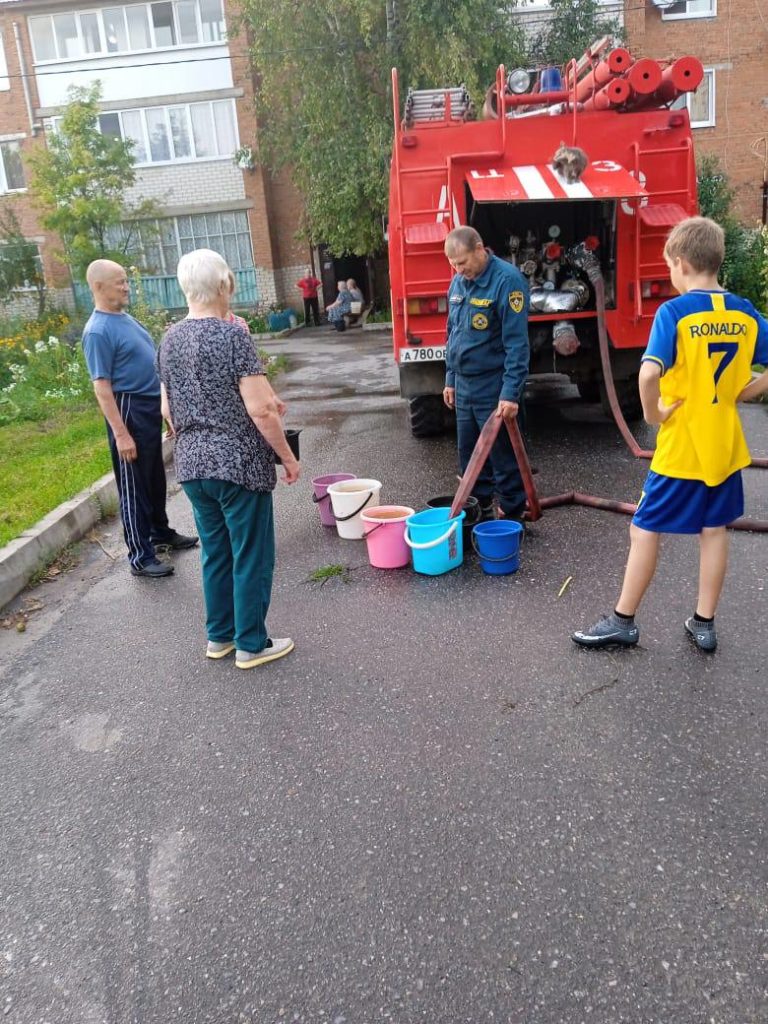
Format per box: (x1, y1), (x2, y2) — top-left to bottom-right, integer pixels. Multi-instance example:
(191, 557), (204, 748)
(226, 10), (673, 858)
(1, 326), (767, 1024)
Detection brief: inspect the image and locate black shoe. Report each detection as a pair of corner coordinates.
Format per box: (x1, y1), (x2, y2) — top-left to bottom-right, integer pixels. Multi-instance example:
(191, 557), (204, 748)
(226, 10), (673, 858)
(153, 530), (198, 551)
(130, 559), (175, 578)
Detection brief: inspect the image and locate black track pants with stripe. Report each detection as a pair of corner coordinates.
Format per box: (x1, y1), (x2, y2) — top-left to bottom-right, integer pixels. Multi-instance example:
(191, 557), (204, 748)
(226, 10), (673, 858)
(107, 392), (170, 568)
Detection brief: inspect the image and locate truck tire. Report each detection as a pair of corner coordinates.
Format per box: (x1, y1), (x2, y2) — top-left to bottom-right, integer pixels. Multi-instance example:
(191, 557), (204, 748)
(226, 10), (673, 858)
(408, 395), (448, 437)
(600, 375), (642, 422)
(577, 380), (600, 403)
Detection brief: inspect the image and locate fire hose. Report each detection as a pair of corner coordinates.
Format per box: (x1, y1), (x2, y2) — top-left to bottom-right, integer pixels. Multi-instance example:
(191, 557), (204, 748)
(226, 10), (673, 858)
(590, 265), (768, 471)
(449, 272), (768, 532)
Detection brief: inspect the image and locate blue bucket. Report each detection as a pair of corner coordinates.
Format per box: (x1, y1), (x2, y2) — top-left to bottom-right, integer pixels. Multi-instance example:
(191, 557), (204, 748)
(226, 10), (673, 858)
(404, 507), (466, 576)
(471, 520), (524, 575)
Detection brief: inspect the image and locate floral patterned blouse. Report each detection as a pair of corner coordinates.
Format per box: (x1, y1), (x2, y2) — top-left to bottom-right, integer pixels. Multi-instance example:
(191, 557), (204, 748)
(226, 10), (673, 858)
(157, 317), (276, 493)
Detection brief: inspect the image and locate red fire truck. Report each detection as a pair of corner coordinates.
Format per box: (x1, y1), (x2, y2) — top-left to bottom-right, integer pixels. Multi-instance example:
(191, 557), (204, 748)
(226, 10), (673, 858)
(388, 42), (703, 436)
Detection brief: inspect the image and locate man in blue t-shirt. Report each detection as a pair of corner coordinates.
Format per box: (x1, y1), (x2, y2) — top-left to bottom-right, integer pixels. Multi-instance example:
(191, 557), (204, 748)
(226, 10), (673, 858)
(82, 260), (197, 577)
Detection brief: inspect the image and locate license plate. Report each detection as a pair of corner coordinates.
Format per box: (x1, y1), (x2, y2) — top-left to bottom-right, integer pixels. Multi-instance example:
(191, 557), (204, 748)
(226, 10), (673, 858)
(399, 346), (446, 364)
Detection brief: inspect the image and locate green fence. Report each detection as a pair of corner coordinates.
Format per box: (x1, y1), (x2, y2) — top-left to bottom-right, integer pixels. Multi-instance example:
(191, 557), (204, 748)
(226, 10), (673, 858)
(73, 268), (259, 312)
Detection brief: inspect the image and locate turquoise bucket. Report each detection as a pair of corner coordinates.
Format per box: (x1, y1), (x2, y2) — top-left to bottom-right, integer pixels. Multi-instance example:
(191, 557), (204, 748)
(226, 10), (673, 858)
(471, 520), (524, 575)
(404, 507), (466, 576)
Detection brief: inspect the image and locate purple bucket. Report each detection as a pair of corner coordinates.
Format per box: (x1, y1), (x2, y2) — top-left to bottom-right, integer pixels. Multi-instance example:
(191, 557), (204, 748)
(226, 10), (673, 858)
(312, 473), (356, 527)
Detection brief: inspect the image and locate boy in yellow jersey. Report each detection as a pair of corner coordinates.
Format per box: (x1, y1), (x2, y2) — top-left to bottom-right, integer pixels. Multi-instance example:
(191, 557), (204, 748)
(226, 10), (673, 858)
(573, 217), (768, 652)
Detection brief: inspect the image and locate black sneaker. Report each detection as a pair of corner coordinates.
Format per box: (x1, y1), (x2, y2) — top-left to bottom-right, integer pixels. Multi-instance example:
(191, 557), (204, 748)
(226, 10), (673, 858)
(572, 613), (639, 649)
(153, 530), (199, 551)
(130, 559), (175, 578)
(684, 617), (717, 652)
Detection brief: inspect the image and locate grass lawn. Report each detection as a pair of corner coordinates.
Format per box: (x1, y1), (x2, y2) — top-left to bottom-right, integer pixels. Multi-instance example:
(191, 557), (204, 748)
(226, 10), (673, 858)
(0, 405), (110, 548)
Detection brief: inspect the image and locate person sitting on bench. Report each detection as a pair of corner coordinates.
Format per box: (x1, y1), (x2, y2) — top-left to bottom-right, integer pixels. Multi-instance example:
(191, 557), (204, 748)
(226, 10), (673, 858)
(326, 281), (352, 332)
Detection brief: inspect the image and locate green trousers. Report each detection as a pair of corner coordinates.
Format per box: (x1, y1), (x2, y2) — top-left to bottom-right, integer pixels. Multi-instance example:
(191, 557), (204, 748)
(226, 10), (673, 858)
(182, 480), (275, 653)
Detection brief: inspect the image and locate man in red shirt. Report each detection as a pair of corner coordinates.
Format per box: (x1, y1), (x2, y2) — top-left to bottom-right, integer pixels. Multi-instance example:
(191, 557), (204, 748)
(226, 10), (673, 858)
(296, 274), (322, 327)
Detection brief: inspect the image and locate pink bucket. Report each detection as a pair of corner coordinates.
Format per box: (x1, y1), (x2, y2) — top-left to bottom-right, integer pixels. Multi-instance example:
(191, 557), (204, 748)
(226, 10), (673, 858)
(361, 505), (415, 569)
(312, 473), (356, 526)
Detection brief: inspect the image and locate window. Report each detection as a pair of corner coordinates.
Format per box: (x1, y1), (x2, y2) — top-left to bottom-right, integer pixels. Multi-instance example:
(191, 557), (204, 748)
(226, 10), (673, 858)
(98, 112), (122, 138)
(28, 0), (226, 63)
(672, 69), (715, 128)
(107, 210), (254, 273)
(177, 0), (199, 44)
(80, 12), (103, 53)
(150, 3), (176, 46)
(199, 0), (225, 41)
(662, 0), (716, 19)
(53, 13), (79, 59)
(146, 107), (171, 161)
(125, 5), (151, 49)
(103, 8), (129, 52)
(120, 110), (148, 163)
(56, 100), (238, 164)
(0, 241), (43, 290)
(0, 142), (26, 192)
(0, 31), (10, 91)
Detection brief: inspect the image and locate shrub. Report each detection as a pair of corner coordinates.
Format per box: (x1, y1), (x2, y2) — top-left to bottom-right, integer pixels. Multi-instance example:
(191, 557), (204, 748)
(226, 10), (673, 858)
(697, 155), (768, 312)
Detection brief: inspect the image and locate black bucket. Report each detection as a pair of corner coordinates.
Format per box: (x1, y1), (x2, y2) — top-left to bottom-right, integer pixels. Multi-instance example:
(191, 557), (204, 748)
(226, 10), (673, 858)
(426, 495), (480, 541)
(275, 428), (301, 464)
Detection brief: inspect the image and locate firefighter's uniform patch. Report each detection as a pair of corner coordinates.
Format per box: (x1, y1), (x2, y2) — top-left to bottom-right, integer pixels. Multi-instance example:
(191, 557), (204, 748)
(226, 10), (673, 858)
(471, 312), (489, 330)
(509, 290), (524, 313)
(469, 297), (493, 307)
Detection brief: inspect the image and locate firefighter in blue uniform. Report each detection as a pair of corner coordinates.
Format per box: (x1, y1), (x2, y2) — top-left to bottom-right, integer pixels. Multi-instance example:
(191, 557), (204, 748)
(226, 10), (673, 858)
(442, 226), (530, 519)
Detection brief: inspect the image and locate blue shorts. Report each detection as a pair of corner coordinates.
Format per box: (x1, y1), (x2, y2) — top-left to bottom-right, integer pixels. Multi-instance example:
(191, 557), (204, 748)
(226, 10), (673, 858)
(632, 470), (744, 534)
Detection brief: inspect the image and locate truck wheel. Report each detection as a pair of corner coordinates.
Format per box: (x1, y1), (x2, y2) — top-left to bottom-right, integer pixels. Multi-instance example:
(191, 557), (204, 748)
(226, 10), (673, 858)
(577, 380), (600, 403)
(600, 375), (642, 422)
(408, 395), (447, 437)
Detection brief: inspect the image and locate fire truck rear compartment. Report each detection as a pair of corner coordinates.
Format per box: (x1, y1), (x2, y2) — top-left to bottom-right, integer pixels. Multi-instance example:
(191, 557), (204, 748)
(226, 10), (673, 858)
(466, 193), (642, 417)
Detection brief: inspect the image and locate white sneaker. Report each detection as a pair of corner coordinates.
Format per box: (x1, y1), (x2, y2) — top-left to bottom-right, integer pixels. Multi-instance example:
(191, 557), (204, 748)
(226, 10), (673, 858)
(235, 638), (294, 669)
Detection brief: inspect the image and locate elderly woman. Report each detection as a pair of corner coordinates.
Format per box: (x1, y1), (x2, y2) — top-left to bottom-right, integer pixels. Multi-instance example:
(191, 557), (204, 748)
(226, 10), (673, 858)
(158, 249), (299, 670)
(326, 280), (352, 332)
(346, 279), (364, 305)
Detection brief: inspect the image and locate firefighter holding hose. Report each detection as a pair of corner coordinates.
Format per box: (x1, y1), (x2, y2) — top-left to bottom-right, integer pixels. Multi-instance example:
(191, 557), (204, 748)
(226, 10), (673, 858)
(442, 226), (530, 520)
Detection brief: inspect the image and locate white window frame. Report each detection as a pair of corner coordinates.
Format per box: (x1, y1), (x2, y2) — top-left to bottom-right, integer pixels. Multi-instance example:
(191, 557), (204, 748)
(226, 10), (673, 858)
(0, 31), (10, 91)
(108, 210), (254, 273)
(54, 99), (239, 167)
(0, 141), (27, 194)
(672, 68), (716, 129)
(661, 0), (717, 22)
(28, 0), (226, 66)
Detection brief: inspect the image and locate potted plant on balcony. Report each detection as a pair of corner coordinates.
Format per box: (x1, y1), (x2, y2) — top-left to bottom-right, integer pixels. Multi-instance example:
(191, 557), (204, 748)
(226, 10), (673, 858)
(233, 145), (256, 171)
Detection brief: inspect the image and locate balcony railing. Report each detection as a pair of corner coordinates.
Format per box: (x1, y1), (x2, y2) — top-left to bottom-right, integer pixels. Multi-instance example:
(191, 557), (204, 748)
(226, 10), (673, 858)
(73, 268), (259, 312)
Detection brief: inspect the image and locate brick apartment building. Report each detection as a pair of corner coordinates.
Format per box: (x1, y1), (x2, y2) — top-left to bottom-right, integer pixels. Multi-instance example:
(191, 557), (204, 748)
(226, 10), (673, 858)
(0, 0), (313, 313)
(625, 0), (768, 225)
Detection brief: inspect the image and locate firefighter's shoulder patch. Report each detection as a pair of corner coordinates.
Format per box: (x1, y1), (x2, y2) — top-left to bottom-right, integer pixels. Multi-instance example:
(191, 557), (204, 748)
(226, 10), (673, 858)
(471, 312), (489, 330)
(509, 290), (524, 314)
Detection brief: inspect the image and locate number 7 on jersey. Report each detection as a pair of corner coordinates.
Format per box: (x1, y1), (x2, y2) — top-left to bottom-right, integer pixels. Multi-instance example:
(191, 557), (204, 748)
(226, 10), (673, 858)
(708, 342), (738, 404)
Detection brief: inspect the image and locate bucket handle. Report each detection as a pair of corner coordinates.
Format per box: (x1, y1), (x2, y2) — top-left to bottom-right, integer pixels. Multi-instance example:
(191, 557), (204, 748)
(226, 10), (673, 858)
(470, 527), (524, 562)
(312, 491), (330, 505)
(332, 491), (374, 522)
(404, 520), (458, 551)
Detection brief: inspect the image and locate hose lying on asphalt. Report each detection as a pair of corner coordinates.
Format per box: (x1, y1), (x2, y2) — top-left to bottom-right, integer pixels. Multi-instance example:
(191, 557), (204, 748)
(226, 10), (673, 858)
(452, 414), (768, 534)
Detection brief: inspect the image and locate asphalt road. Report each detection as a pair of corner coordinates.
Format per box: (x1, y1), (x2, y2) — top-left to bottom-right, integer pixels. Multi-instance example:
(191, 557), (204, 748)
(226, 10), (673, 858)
(1, 327), (767, 1024)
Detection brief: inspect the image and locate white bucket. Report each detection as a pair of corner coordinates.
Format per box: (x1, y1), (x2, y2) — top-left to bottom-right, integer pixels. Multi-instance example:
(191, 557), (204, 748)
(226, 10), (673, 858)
(326, 478), (382, 539)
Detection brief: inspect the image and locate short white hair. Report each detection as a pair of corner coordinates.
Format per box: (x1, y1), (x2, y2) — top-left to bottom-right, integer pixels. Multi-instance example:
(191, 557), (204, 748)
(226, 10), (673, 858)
(176, 248), (230, 303)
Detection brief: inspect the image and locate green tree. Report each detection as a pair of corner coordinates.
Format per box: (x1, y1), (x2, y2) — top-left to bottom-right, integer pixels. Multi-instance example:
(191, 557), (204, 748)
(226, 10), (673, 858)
(27, 83), (157, 280)
(530, 0), (623, 69)
(697, 153), (768, 311)
(0, 207), (46, 317)
(235, 0), (525, 255)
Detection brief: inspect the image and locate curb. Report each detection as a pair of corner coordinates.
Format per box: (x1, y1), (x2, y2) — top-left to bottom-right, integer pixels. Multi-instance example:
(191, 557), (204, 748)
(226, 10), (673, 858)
(0, 438), (174, 612)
